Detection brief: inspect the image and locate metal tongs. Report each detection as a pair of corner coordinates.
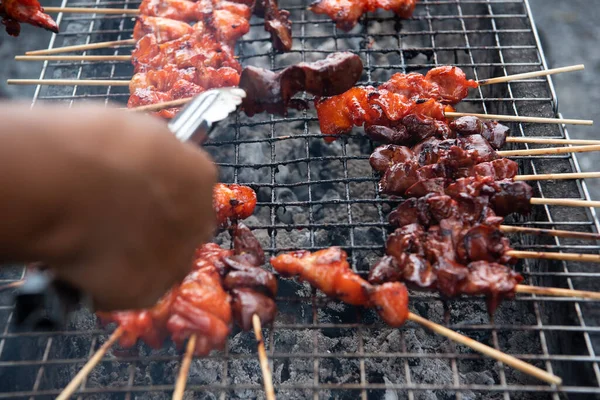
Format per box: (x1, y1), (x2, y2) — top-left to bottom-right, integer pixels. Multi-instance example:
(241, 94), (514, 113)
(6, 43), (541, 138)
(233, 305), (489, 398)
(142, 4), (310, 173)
(13, 87), (247, 331)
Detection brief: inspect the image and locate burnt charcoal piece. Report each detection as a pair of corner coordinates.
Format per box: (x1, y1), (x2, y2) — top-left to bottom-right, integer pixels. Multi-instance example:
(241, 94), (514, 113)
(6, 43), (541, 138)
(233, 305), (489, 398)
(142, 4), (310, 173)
(240, 52), (364, 116)
(254, 0), (293, 52)
(230, 288), (277, 331)
(490, 180), (533, 216)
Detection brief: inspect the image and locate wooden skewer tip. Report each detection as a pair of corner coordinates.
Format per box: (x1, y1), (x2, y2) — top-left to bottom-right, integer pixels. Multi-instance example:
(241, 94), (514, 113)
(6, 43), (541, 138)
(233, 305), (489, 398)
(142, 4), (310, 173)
(407, 313), (562, 385)
(253, 314), (276, 400)
(56, 327), (124, 400)
(172, 334), (197, 400)
(517, 285), (600, 300)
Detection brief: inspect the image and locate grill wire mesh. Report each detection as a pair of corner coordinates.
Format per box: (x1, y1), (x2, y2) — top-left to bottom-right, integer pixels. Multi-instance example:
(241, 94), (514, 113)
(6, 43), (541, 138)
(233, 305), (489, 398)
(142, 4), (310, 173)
(1, 0), (600, 398)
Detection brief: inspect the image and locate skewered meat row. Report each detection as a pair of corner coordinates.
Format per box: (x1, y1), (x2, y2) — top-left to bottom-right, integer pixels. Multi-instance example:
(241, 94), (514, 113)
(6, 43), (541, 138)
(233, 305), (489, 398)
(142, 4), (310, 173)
(315, 66), (478, 142)
(240, 52), (364, 116)
(129, 50), (364, 118)
(98, 223), (276, 355)
(137, 0), (291, 51)
(129, 1), (253, 116)
(98, 181), (275, 355)
(370, 193), (524, 314)
(270, 247), (410, 327)
(0, 0), (58, 36)
(129, 2), (361, 118)
(309, 0), (417, 32)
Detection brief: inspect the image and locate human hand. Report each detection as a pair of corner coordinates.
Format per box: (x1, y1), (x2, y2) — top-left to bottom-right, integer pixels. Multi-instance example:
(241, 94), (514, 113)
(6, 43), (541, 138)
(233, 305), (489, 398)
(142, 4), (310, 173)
(0, 103), (218, 311)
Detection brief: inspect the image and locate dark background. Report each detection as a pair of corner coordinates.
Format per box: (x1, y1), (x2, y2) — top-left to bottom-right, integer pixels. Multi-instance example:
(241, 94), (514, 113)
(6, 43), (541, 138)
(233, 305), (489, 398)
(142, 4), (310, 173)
(1, 0), (599, 197)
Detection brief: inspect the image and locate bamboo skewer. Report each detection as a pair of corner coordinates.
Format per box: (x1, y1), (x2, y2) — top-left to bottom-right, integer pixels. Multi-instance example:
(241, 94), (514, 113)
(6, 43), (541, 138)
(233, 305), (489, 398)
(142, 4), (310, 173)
(517, 285), (600, 300)
(253, 314), (276, 400)
(531, 198), (600, 208)
(56, 327), (124, 400)
(499, 225), (600, 240)
(506, 137), (600, 145)
(171, 315), (275, 400)
(132, 98), (192, 112)
(508, 250), (600, 263)
(407, 313), (562, 385)
(515, 172), (600, 181)
(44, 6), (139, 14)
(0, 280), (24, 291)
(25, 39), (136, 56)
(477, 64), (585, 85)
(7, 79), (130, 86)
(16, 55), (131, 62)
(172, 334), (197, 400)
(445, 112), (593, 126)
(498, 145), (600, 157)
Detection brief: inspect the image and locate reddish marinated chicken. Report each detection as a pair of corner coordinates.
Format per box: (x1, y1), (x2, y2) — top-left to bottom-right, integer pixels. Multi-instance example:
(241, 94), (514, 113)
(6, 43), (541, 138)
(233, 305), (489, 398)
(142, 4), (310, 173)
(133, 16), (194, 43)
(128, 64), (240, 118)
(309, 0), (417, 31)
(381, 66), (478, 104)
(315, 67), (479, 142)
(271, 247), (409, 327)
(1, 0), (58, 36)
(213, 183), (258, 228)
(167, 259), (232, 356)
(131, 31), (241, 74)
(97, 222), (277, 354)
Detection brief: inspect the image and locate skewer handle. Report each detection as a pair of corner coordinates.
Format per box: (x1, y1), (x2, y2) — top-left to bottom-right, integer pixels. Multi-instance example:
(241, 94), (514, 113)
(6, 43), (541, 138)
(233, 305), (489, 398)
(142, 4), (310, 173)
(44, 6), (139, 14)
(531, 197), (600, 208)
(498, 144), (600, 157)
(446, 112), (593, 126)
(26, 39), (136, 56)
(253, 314), (276, 400)
(500, 225), (600, 241)
(477, 64), (585, 85)
(515, 172), (600, 181)
(16, 55), (131, 62)
(407, 313), (562, 385)
(506, 137), (600, 145)
(0, 280), (24, 291)
(7, 79), (130, 86)
(508, 250), (600, 263)
(517, 285), (600, 300)
(56, 327), (124, 400)
(172, 334), (197, 400)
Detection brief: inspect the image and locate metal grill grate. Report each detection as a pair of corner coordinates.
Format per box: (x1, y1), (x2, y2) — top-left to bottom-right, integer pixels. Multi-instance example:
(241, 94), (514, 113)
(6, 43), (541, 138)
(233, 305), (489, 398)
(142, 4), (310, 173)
(1, 0), (600, 398)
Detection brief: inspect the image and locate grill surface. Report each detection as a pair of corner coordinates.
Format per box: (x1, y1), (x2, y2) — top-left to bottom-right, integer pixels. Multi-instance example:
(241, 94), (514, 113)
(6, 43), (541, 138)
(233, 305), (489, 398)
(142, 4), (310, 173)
(1, 0), (600, 399)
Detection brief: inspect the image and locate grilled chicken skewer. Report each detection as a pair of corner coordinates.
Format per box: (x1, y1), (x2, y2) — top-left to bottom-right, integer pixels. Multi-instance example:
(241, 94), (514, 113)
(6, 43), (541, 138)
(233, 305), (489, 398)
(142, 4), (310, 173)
(270, 247), (562, 385)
